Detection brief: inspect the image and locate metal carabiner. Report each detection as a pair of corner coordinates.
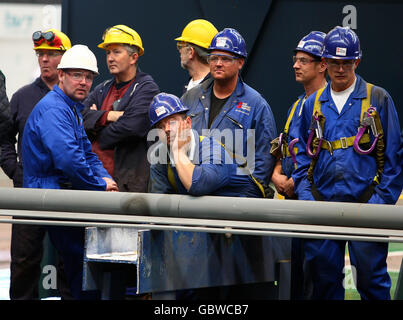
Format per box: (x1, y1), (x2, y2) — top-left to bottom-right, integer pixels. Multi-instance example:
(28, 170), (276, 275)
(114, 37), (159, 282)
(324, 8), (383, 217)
(278, 132), (288, 160)
(353, 107), (379, 155)
(288, 138), (299, 164)
(306, 112), (323, 158)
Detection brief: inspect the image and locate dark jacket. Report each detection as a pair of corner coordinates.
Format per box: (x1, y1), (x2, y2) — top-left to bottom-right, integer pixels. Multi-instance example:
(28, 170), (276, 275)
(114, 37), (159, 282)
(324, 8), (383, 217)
(0, 70), (11, 145)
(0, 77), (49, 187)
(82, 70), (160, 192)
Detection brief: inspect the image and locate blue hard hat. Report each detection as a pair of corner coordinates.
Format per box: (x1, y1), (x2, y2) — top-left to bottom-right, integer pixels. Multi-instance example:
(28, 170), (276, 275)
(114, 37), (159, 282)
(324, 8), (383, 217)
(149, 93), (189, 127)
(322, 26), (362, 60)
(295, 31), (326, 58)
(209, 28), (247, 58)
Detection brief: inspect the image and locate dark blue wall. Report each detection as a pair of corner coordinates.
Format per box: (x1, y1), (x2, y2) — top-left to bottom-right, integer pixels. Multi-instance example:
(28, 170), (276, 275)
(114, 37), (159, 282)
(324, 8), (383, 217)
(62, 0), (403, 131)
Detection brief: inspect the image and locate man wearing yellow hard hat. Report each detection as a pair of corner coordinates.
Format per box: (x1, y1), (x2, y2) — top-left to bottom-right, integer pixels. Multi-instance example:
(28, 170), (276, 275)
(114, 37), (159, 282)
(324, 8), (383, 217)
(0, 28), (73, 299)
(82, 25), (159, 193)
(175, 19), (218, 92)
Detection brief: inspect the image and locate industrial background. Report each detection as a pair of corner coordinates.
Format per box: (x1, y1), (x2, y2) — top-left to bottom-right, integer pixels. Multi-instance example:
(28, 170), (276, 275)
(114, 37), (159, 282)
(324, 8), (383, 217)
(61, 0), (403, 131)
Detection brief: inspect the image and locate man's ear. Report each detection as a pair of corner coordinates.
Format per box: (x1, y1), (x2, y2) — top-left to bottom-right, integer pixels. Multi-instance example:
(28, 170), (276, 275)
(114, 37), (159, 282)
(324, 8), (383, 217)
(57, 69), (65, 85)
(238, 58), (245, 70)
(185, 116), (192, 128)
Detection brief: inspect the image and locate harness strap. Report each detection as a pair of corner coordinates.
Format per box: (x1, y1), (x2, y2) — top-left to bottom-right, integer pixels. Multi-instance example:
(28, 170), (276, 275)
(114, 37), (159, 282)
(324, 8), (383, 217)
(284, 99), (300, 135)
(309, 82), (384, 202)
(321, 133), (371, 153)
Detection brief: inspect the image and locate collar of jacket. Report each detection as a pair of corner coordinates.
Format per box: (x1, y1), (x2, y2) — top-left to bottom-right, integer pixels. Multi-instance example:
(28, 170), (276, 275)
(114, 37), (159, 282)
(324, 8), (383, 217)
(35, 76), (51, 92)
(53, 84), (85, 112)
(101, 69), (149, 95)
(200, 75), (246, 98)
(319, 74), (367, 102)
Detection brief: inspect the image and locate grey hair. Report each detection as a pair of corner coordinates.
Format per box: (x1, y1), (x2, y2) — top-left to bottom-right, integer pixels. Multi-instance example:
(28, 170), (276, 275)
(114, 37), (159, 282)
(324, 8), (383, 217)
(122, 44), (140, 56)
(188, 44), (209, 65)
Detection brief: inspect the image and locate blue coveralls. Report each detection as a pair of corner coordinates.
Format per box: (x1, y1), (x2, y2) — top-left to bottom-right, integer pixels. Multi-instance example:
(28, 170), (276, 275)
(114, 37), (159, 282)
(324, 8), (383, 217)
(22, 85), (111, 299)
(181, 76), (277, 192)
(293, 75), (403, 299)
(280, 94), (311, 299)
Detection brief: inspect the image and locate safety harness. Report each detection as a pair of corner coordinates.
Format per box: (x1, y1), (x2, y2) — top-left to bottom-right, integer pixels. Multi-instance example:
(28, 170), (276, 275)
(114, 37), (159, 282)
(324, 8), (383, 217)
(167, 136), (270, 198)
(270, 99), (301, 165)
(306, 82), (385, 202)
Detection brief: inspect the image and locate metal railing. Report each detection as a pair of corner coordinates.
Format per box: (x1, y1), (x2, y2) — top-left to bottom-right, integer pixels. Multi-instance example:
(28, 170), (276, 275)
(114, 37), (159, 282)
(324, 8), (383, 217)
(0, 187), (402, 243)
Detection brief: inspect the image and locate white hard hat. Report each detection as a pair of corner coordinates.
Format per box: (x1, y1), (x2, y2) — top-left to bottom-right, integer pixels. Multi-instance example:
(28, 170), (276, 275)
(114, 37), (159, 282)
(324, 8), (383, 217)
(57, 44), (99, 75)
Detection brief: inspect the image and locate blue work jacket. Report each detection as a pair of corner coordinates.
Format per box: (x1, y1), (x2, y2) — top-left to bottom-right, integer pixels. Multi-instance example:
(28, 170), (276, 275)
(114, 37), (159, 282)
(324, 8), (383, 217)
(181, 77), (277, 189)
(149, 130), (261, 197)
(293, 75), (403, 204)
(22, 85), (110, 190)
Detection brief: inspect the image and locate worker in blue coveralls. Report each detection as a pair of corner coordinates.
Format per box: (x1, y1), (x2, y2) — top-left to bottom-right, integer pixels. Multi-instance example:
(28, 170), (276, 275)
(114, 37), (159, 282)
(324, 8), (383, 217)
(148, 92), (264, 299)
(22, 44), (118, 299)
(271, 31), (327, 300)
(181, 28), (277, 198)
(293, 26), (403, 300)
(148, 92), (261, 198)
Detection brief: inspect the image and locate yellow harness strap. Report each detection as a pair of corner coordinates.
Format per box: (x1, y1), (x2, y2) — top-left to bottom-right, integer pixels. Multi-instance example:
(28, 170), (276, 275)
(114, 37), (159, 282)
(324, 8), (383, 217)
(284, 99), (300, 135)
(361, 83), (374, 121)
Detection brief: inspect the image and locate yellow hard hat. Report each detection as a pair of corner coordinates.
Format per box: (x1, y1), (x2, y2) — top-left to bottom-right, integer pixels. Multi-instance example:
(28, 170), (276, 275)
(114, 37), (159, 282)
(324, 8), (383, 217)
(33, 28), (71, 51)
(98, 24), (144, 56)
(175, 19), (218, 49)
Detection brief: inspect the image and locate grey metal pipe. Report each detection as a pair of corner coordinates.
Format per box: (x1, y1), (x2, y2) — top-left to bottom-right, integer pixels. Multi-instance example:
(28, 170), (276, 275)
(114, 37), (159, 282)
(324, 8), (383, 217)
(2, 208), (403, 239)
(1, 217), (403, 243)
(0, 187), (402, 230)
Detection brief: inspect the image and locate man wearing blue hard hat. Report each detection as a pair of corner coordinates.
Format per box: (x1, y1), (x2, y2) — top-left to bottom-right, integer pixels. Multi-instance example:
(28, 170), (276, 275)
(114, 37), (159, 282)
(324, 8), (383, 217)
(272, 31), (327, 200)
(148, 92), (261, 198)
(181, 28), (277, 199)
(293, 26), (403, 300)
(271, 31), (327, 300)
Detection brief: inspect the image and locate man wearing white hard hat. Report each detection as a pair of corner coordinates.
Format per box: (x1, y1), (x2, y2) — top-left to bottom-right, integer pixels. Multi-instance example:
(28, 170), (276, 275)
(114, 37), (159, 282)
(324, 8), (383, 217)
(22, 44), (117, 299)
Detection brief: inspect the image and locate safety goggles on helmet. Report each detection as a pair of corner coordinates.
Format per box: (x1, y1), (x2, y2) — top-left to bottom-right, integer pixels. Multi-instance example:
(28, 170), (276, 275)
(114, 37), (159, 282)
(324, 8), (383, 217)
(33, 31), (65, 50)
(102, 26), (135, 42)
(98, 25), (144, 56)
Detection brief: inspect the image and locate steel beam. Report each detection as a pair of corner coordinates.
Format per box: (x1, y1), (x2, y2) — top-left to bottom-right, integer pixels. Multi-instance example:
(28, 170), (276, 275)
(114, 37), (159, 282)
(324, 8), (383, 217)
(0, 188), (402, 230)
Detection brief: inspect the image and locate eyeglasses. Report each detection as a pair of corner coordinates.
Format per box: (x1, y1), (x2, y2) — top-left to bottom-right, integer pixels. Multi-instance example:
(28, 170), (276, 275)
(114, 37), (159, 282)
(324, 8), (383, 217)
(35, 50), (63, 58)
(207, 53), (240, 65)
(292, 56), (320, 65)
(33, 31), (65, 50)
(102, 26), (135, 41)
(65, 71), (94, 83)
(176, 42), (190, 51)
(325, 59), (356, 70)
